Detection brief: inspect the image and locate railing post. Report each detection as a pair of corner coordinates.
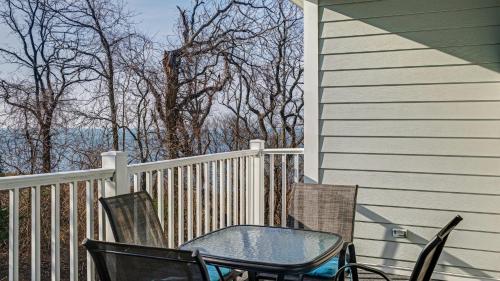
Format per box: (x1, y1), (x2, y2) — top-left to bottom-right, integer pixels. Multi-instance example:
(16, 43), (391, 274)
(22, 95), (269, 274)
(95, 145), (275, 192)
(100, 151), (128, 241)
(250, 139), (265, 225)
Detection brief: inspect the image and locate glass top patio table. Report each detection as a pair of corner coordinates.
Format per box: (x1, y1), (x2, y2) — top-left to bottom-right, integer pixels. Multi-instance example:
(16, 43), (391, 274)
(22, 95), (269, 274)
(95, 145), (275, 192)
(180, 225), (343, 275)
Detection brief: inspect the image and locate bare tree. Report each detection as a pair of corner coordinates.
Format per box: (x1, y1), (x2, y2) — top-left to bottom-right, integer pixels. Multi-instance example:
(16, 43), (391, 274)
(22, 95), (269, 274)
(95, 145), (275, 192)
(125, 0), (266, 158)
(54, 0), (134, 150)
(117, 36), (159, 163)
(0, 0), (303, 172)
(221, 0), (303, 149)
(0, 0), (92, 173)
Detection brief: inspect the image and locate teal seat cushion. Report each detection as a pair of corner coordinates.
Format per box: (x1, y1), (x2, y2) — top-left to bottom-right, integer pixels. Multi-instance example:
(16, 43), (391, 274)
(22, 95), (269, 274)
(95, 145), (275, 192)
(305, 256), (340, 278)
(207, 265), (232, 281)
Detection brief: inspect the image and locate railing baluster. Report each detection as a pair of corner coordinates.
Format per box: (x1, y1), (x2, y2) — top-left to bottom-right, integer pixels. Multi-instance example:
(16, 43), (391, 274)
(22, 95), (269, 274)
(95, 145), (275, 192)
(98, 179), (106, 241)
(245, 156), (251, 223)
(9, 188), (19, 281)
(239, 157), (245, 224)
(86, 180), (95, 281)
(233, 158), (238, 225)
(212, 161), (218, 229)
(177, 166), (184, 245)
(281, 155), (287, 227)
(133, 172), (141, 192)
(167, 168), (174, 248)
(146, 171), (153, 194)
(204, 162), (210, 233)
(157, 169), (165, 228)
(269, 155), (275, 226)
(219, 159), (225, 228)
(50, 183), (60, 281)
(133, 175), (140, 241)
(31, 185), (41, 281)
(187, 165), (193, 240)
(226, 159), (232, 226)
(203, 163), (210, 233)
(195, 163), (202, 237)
(69, 181), (78, 281)
(294, 154), (299, 183)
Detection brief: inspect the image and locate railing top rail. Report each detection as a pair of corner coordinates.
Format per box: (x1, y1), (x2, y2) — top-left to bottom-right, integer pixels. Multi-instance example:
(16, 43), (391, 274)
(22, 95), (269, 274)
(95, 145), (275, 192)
(128, 149), (259, 174)
(263, 148), (304, 154)
(0, 168), (115, 191)
(0, 147), (303, 190)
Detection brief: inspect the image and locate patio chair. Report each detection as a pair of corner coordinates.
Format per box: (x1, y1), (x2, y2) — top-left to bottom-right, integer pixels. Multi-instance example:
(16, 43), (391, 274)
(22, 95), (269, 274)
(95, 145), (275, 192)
(333, 215), (463, 281)
(258, 184), (359, 281)
(99, 191), (238, 281)
(83, 238), (211, 281)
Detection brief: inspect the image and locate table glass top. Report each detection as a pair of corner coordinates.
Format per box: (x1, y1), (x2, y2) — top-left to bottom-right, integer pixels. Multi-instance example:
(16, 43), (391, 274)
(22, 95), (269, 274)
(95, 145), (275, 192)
(180, 225), (341, 266)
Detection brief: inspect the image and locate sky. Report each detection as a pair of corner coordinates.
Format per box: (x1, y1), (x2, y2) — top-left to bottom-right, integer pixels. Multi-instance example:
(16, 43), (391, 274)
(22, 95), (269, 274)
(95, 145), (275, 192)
(126, 0), (191, 42)
(0, 0), (190, 76)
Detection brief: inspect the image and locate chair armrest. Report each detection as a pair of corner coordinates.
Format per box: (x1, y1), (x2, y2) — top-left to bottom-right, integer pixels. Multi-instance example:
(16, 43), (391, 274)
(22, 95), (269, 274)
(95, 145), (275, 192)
(345, 243), (359, 281)
(333, 263), (392, 281)
(345, 243), (357, 264)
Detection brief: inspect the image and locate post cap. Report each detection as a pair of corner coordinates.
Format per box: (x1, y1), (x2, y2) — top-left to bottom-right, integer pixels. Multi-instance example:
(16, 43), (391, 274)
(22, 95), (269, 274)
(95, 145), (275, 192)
(101, 151), (128, 158)
(249, 139), (265, 150)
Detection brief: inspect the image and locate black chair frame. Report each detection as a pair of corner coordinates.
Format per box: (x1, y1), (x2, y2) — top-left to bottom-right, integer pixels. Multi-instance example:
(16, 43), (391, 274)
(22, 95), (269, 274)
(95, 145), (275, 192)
(333, 215), (463, 281)
(84, 238), (212, 281)
(99, 191), (234, 281)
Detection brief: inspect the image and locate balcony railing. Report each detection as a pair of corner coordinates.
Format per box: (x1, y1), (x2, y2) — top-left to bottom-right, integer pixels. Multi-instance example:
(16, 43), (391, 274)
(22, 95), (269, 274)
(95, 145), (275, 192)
(1, 140), (304, 281)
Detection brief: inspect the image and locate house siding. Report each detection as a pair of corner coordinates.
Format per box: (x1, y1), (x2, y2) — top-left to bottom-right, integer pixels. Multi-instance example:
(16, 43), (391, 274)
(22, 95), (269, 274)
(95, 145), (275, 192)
(316, 0), (500, 279)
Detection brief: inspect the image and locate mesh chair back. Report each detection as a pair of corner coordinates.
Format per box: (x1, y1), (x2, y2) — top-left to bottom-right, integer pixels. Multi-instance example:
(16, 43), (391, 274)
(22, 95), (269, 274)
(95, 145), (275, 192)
(287, 184), (358, 242)
(99, 191), (168, 248)
(409, 215), (463, 281)
(84, 239), (210, 281)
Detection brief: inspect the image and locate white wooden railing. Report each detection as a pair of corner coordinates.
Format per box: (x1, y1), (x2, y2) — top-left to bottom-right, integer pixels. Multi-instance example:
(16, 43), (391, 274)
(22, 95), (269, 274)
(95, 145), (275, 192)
(1, 139), (303, 281)
(263, 147), (304, 227)
(2, 169), (114, 281)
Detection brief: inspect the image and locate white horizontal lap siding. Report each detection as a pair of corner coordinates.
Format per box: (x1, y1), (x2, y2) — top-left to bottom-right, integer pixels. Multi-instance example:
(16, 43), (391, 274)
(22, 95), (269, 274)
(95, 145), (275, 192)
(358, 256), (500, 281)
(322, 102), (500, 120)
(320, 0), (500, 22)
(322, 153), (500, 176)
(354, 239), (500, 273)
(355, 205), (500, 234)
(317, 0), (500, 279)
(322, 137), (500, 157)
(354, 221), (500, 253)
(321, 65), (500, 87)
(356, 188), (500, 214)
(320, 6), (500, 38)
(321, 26), (500, 54)
(321, 120), (500, 138)
(320, 84), (500, 103)
(321, 46), (500, 70)
(322, 169), (500, 195)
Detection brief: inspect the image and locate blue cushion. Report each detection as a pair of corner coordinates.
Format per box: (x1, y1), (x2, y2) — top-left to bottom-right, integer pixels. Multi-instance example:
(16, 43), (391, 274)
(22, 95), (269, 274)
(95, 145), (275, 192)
(305, 257), (340, 278)
(207, 265), (232, 281)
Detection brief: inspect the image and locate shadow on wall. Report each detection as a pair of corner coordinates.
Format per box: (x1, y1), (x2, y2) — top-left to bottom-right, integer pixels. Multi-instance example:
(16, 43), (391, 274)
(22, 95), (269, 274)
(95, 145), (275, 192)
(319, 0), (500, 76)
(358, 206), (494, 279)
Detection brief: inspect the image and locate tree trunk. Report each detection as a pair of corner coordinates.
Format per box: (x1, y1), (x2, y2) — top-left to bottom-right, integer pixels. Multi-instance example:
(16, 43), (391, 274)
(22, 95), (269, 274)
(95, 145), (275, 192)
(162, 50), (181, 159)
(106, 57), (120, 151)
(40, 122), (52, 173)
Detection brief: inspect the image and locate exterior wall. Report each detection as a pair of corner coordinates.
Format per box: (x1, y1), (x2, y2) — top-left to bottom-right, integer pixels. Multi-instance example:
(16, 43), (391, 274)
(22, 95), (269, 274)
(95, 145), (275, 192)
(314, 0), (500, 280)
(303, 0), (320, 183)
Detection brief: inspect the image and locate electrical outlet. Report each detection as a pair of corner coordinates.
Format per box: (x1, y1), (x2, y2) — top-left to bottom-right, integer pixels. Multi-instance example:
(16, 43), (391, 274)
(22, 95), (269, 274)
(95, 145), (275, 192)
(392, 228), (407, 238)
